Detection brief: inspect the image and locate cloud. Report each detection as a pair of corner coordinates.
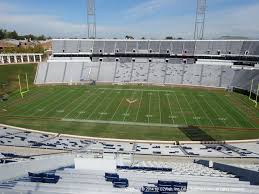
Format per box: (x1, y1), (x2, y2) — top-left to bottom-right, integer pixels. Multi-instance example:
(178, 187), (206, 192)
(0, 1), (259, 39)
(118, 1), (259, 39)
(125, 0), (175, 18)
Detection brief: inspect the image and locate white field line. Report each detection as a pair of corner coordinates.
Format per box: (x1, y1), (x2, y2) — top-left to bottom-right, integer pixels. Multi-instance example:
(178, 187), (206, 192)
(173, 93), (188, 126)
(232, 94), (258, 112)
(62, 118), (187, 128)
(182, 94), (200, 126)
(38, 90), (77, 118)
(135, 90), (144, 122)
(63, 89), (98, 119)
(98, 88), (177, 93)
(216, 95), (256, 128)
(111, 90), (130, 121)
(158, 91), (162, 124)
(202, 95), (227, 126)
(212, 95), (242, 128)
(148, 92), (151, 124)
(52, 89), (88, 117)
(98, 89), (122, 120)
(191, 94), (214, 126)
(20, 88), (67, 116)
(87, 89), (114, 120)
(0, 87), (42, 110)
(7, 88), (51, 115)
(166, 94), (175, 124)
(76, 89), (109, 120)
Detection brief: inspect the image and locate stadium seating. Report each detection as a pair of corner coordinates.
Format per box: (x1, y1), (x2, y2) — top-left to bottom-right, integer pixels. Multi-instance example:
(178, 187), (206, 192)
(1, 125), (259, 158)
(1, 159), (259, 194)
(36, 39), (259, 92)
(37, 60), (253, 90)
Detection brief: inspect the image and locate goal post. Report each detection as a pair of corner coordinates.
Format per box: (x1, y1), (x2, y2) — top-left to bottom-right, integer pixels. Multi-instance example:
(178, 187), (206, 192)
(249, 79), (254, 100)
(18, 73), (30, 98)
(255, 84), (259, 108)
(249, 79), (258, 108)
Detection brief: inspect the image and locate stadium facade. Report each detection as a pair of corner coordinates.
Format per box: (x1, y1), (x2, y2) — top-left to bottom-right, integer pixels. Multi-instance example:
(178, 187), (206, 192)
(35, 39), (259, 93)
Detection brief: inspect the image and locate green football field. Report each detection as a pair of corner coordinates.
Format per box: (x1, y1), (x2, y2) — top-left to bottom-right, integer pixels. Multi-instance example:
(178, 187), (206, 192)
(0, 84), (259, 141)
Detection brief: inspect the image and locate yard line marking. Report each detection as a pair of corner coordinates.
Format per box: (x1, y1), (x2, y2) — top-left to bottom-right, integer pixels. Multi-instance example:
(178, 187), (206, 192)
(182, 94), (200, 126)
(111, 96), (126, 121)
(191, 94), (214, 126)
(7, 88), (51, 115)
(99, 88), (178, 93)
(86, 89), (114, 120)
(99, 112), (108, 115)
(202, 95), (227, 126)
(20, 88), (67, 116)
(148, 91), (152, 124)
(34, 90), (74, 117)
(213, 96), (242, 127)
(76, 89), (108, 119)
(166, 93), (175, 124)
(51, 89), (87, 117)
(63, 89), (98, 119)
(98, 89), (122, 120)
(173, 92), (188, 126)
(62, 118), (187, 128)
(38, 89), (81, 118)
(26, 88), (68, 115)
(215, 95), (254, 128)
(111, 90), (133, 121)
(158, 91), (162, 124)
(135, 90), (144, 122)
(0, 87), (42, 110)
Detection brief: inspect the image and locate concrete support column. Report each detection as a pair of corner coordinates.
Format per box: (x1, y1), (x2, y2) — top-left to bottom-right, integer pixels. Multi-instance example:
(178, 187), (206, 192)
(21, 55), (24, 63)
(14, 56), (17, 63)
(7, 56), (11, 64)
(39, 55), (42, 62)
(27, 55), (30, 62)
(33, 55), (36, 63)
(0, 56), (3, 64)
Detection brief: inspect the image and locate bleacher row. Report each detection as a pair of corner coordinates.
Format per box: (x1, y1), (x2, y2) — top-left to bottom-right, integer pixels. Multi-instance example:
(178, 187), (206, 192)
(1, 160), (259, 194)
(1, 126), (259, 159)
(52, 39), (259, 56)
(35, 58), (259, 93)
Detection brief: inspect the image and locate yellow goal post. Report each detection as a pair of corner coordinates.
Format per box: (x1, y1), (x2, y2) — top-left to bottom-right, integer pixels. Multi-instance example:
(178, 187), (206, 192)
(18, 73), (29, 98)
(249, 79), (259, 108)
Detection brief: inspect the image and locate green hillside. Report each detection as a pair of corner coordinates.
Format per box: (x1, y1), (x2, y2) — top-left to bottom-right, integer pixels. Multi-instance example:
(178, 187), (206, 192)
(0, 64), (37, 95)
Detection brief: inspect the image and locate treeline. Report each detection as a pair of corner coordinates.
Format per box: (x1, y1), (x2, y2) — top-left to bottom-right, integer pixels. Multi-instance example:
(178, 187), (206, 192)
(0, 29), (51, 41)
(1, 45), (45, 54)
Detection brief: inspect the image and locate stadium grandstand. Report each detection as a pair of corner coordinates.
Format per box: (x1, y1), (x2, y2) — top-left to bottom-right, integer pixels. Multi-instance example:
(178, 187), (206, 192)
(0, 0), (259, 194)
(36, 39), (259, 94)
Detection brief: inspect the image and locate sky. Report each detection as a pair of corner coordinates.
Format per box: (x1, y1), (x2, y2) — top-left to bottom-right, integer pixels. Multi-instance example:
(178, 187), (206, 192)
(0, 0), (259, 39)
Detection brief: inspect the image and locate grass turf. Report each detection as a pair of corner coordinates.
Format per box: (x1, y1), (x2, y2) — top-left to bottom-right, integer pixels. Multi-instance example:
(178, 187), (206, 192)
(0, 63), (259, 141)
(0, 63), (36, 94)
(0, 84), (259, 141)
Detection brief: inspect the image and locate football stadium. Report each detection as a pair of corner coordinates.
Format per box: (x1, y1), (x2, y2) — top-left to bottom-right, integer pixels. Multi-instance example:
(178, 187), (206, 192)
(0, 0), (259, 194)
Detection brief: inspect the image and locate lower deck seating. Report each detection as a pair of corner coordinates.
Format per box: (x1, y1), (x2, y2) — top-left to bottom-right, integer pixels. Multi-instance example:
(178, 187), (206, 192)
(35, 58), (258, 91)
(1, 160), (259, 194)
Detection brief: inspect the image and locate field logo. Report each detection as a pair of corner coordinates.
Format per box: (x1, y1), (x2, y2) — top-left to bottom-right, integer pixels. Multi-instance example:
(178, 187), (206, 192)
(126, 98), (138, 104)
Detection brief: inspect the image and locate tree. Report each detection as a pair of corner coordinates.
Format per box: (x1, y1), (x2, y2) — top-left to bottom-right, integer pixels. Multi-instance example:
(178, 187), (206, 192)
(0, 28), (51, 40)
(8, 31), (19, 39)
(0, 29), (5, 39)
